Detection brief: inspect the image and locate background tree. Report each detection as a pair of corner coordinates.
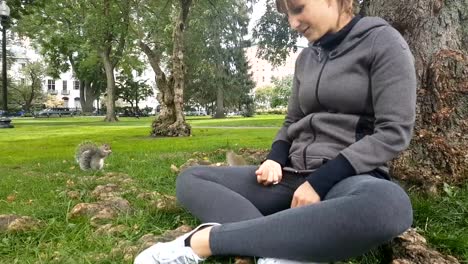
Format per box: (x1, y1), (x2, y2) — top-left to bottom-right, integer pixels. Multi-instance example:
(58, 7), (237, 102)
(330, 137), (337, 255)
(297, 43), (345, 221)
(6, 0), (42, 21)
(18, 0), (109, 114)
(270, 75), (292, 108)
(9, 61), (45, 112)
(254, 85), (275, 110)
(133, 0), (192, 136)
(86, 0), (131, 122)
(117, 72), (153, 113)
(134, 0), (255, 135)
(252, 0), (299, 66)
(362, 0), (467, 188)
(254, 75), (292, 110)
(185, 0), (255, 119)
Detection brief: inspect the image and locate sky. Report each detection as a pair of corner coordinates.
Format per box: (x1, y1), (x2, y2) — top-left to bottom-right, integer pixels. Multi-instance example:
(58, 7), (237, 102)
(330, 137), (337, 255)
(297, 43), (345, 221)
(247, 0), (267, 39)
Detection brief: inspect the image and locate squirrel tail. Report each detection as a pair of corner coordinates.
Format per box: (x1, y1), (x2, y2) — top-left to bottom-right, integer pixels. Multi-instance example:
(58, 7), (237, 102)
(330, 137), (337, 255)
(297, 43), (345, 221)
(75, 141), (97, 163)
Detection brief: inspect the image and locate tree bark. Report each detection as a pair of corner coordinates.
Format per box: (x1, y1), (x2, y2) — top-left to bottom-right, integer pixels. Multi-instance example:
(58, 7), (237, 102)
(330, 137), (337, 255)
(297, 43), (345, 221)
(79, 80), (100, 114)
(24, 71), (38, 112)
(364, 0), (468, 189)
(99, 0), (128, 122)
(101, 48), (118, 122)
(142, 0), (192, 137)
(214, 86), (225, 118)
(386, 228), (460, 264)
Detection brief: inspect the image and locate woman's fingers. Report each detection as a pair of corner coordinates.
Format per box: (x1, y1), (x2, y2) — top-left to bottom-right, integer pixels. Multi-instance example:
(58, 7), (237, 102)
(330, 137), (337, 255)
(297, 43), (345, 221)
(257, 160), (283, 185)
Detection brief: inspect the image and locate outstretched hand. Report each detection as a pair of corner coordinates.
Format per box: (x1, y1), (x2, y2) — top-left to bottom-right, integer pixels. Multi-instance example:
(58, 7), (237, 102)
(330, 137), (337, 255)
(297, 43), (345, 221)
(291, 181), (321, 208)
(255, 159), (282, 186)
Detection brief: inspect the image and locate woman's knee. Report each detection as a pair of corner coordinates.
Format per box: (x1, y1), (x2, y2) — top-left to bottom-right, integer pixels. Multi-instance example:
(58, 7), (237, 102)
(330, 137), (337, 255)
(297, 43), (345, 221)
(364, 180), (413, 238)
(176, 166), (207, 203)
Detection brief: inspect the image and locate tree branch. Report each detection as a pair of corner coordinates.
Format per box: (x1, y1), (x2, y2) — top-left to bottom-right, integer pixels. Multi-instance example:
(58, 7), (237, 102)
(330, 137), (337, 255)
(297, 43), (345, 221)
(138, 40), (167, 84)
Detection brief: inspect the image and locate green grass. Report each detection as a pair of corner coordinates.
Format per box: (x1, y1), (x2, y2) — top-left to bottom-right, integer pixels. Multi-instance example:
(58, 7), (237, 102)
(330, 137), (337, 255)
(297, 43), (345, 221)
(411, 184), (468, 260)
(188, 115), (284, 127)
(0, 116), (466, 263)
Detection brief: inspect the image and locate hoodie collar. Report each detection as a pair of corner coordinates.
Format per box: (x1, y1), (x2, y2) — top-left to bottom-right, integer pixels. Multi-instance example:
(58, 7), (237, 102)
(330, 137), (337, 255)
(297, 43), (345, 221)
(312, 15), (362, 51)
(308, 17), (389, 59)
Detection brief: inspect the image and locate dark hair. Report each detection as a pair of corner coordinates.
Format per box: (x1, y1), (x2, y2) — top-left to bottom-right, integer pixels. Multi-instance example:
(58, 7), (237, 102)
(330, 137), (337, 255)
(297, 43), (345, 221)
(275, 0), (354, 15)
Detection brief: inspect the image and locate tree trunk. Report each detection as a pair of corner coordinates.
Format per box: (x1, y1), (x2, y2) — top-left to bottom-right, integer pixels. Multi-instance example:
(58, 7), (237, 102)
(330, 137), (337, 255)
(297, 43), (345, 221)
(100, 49), (118, 122)
(363, 0), (468, 189)
(142, 0), (192, 137)
(79, 80), (99, 114)
(214, 86), (225, 118)
(24, 79), (36, 113)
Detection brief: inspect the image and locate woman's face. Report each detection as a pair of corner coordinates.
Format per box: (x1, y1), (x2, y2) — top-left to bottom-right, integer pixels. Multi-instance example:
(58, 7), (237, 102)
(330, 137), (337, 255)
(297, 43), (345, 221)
(284, 0), (345, 42)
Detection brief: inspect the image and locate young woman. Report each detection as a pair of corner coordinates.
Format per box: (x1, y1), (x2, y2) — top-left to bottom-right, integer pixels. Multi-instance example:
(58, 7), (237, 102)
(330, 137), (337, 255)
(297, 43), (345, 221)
(135, 0), (416, 263)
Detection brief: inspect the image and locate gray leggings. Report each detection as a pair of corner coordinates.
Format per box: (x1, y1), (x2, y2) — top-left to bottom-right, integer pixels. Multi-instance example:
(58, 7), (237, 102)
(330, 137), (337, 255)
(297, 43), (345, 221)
(176, 166), (413, 262)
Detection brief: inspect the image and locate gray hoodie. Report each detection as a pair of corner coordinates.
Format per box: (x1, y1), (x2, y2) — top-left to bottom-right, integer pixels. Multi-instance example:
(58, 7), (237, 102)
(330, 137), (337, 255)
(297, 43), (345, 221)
(272, 17), (417, 196)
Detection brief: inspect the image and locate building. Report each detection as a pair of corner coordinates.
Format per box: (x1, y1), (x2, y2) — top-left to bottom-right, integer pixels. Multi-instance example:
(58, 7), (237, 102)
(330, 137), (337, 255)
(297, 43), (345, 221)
(9, 36), (158, 112)
(43, 72), (83, 109)
(245, 45), (301, 89)
(9, 36), (91, 110)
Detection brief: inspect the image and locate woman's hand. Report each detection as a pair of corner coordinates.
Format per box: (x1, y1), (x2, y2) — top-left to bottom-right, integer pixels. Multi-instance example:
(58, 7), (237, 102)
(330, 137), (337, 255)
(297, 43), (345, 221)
(255, 159), (282, 186)
(291, 181), (321, 208)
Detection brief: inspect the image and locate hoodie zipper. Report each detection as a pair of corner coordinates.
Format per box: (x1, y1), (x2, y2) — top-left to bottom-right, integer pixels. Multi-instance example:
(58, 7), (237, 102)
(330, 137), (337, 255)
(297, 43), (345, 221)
(302, 48), (329, 170)
(302, 114), (317, 170)
(315, 48), (329, 110)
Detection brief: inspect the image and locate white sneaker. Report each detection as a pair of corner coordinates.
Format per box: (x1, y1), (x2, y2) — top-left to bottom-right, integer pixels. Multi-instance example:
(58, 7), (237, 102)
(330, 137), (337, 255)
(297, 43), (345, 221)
(257, 258), (323, 264)
(134, 223), (220, 264)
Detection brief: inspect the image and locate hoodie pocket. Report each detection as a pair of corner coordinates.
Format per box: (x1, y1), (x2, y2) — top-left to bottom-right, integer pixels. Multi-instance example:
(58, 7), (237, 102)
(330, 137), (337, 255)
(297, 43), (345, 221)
(304, 155), (331, 170)
(288, 154), (329, 171)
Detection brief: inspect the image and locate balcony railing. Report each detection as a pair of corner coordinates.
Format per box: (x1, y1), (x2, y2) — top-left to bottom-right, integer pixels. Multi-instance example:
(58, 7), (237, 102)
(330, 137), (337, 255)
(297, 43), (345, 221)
(61, 90), (70, 95)
(48, 90), (58, 95)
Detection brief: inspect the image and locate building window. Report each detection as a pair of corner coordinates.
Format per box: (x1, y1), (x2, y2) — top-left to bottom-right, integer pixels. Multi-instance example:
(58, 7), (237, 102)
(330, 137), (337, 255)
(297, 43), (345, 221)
(47, 80), (56, 90)
(74, 80), (80, 90)
(74, 97), (81, 109)
(62, 97), (69, 107)
(63, 80), (68, 91)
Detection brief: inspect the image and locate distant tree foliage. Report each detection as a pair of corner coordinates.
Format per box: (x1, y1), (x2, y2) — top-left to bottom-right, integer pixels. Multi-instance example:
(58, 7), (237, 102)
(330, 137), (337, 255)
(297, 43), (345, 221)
(254, 75), (292, 109)
(252, 0), (299, 67)
(9, 61), (46, 112)
(116, 72), (153, 112)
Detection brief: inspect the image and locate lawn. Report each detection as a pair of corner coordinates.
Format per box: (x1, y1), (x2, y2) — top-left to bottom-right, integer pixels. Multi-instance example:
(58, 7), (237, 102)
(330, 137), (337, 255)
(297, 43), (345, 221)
(0, 116), (466, 263)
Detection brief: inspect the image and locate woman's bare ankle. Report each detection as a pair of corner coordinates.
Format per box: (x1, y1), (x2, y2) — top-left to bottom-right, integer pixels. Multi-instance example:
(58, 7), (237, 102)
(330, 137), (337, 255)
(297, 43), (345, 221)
(190, 226), (214, 258)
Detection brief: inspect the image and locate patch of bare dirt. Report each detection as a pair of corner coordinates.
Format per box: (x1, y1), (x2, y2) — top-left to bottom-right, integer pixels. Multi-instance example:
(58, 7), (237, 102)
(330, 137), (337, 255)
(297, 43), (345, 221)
(0, 215), (42, 232)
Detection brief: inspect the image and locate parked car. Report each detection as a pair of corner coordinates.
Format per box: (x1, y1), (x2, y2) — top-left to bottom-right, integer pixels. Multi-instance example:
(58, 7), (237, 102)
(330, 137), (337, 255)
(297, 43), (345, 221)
(35, 107), (81, 117)
(185, 110), (207, 116)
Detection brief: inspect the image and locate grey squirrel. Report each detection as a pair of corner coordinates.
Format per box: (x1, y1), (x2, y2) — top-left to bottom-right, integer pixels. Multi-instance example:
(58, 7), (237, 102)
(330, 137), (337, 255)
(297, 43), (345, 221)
(75, 141), (112, 171)
(226, 150), (248, 166)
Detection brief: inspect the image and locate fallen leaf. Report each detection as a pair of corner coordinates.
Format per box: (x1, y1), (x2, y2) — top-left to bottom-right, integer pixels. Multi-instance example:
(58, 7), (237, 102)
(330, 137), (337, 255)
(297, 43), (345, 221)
(66, 179), (75, 187)
(170, 164), (179, 173)
(7, 194), (16, 203)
